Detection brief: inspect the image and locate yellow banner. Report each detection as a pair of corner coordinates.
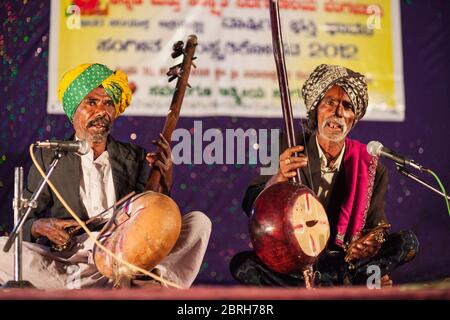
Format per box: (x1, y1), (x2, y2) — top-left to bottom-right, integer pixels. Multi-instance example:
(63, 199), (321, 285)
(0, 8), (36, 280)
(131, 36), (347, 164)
(48, 0), (404, 121)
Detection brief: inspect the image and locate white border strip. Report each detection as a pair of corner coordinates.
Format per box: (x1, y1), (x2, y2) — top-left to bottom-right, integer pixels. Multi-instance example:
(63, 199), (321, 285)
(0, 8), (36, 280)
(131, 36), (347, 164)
(391, 0), (405, 122)
(47, 0), (61, 115)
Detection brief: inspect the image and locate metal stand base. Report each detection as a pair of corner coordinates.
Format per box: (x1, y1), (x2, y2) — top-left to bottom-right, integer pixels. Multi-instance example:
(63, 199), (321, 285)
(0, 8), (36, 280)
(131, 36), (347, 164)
(2, 280), (35, 288)
(3, 157), (65, 289)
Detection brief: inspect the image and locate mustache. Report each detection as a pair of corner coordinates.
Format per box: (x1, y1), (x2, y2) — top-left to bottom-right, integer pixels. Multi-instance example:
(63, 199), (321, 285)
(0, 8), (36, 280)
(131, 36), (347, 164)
(322, 116), (346, 131)
(86, 115), (111, 130)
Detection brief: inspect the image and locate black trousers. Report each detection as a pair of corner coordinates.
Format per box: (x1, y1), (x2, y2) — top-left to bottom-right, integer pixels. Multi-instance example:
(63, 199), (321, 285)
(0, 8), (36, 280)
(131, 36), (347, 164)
(230, 230), (419, 287)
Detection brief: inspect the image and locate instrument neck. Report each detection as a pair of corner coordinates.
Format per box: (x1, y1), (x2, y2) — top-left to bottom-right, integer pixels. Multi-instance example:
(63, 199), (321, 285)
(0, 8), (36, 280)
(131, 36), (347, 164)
(269, 1), (302, 185)
(146, 35), (198, 191)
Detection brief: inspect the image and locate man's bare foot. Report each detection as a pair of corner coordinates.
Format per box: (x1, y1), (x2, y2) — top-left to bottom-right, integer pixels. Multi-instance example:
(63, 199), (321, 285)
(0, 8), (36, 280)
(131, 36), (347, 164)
(381, 274), (393, 287)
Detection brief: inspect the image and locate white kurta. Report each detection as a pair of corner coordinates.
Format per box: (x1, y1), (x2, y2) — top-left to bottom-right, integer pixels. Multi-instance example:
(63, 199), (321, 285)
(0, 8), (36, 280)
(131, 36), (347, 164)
(315, 136), (345, 208)
(79, 148), (116, 218)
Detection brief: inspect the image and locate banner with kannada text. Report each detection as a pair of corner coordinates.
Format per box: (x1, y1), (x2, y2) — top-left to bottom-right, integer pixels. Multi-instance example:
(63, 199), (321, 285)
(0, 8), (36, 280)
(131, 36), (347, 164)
(48, 0), (404, 121)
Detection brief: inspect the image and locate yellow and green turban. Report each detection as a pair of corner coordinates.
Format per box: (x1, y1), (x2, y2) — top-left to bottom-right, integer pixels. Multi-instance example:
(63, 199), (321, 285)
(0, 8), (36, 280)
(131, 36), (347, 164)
(57, 63), (132, 122)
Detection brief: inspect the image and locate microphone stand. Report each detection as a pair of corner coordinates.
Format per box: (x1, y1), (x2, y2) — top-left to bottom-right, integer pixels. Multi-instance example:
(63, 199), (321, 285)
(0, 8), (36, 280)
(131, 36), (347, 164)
(396, 165), (450, 201)
(2, 150), (66, 288)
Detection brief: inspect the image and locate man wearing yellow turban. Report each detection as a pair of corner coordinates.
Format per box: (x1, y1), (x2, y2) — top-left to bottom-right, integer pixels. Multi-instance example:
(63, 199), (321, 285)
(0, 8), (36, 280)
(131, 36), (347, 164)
(57, 63), (132, 123)
(57, 63), (133, 158)
(0, 63), (211, 289)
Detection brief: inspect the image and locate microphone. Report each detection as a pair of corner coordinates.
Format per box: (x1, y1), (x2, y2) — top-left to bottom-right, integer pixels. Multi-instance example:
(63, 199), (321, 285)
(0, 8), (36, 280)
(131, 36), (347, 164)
(35, 140), (90, 155)
(367, 141), (428, 172)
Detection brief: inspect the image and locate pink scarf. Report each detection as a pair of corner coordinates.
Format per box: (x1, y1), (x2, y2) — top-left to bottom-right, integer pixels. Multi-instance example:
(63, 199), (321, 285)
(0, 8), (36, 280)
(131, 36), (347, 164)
(335, 138), (378, 247)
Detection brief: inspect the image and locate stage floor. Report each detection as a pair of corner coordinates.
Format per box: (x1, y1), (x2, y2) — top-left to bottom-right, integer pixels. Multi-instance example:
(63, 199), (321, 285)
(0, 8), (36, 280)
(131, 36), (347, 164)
(0, 281), (449, 300)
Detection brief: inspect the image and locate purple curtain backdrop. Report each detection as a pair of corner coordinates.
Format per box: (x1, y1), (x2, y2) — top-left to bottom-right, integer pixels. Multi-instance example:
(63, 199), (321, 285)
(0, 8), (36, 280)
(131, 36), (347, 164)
(1, 1), (449, 285)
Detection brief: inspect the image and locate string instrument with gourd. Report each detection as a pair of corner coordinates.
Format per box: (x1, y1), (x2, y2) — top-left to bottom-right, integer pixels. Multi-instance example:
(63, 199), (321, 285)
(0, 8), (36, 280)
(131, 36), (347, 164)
(248, 2), (330, 288)
(51, 35), (198, 285)
(93, 35), (198, 284)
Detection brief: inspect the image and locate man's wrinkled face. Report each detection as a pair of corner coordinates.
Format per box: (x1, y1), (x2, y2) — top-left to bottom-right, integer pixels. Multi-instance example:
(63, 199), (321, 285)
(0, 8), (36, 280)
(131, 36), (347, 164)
(72, 87), (116, 143)
(317, 85), (355, 143)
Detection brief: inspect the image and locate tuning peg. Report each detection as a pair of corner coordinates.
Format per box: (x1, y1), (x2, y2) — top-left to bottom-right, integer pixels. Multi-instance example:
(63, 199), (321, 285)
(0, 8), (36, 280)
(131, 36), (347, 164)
(187, 82), (192, 88)
(167, 64), (181, 76)
(173, 40), (184, 51)
(171, 41), (184, 58)
(167, 64), (183, 83)
(171, 51), (183, 59)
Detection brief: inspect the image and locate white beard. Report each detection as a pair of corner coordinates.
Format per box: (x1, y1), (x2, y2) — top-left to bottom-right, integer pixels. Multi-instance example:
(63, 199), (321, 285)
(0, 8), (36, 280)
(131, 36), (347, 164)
(318, 117), (350, 143)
